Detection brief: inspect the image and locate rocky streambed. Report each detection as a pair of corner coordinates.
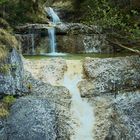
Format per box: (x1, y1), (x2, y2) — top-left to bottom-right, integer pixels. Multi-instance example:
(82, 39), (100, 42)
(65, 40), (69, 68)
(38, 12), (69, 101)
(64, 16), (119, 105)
(0, 54), (140, 140)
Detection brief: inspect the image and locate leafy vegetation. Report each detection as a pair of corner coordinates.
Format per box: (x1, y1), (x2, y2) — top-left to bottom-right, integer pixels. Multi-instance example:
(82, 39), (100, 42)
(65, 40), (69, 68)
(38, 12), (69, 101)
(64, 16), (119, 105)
(0, 0), (47, 25)
(71, 0), (140, 41)
(77, 1), (139, 28)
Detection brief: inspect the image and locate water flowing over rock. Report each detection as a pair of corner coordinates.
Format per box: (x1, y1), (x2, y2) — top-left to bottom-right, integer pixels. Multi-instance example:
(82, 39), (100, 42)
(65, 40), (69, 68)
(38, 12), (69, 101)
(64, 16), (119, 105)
(23, 58), (67, 85)
(15, 23), (112, 54)
(78, 55), (140, 140)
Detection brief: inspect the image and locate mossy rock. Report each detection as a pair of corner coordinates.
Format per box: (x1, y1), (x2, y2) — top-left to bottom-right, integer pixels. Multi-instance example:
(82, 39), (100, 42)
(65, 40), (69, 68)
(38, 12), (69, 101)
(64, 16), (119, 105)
(0, 29), (18, 61)
(0, 64), (11, 74)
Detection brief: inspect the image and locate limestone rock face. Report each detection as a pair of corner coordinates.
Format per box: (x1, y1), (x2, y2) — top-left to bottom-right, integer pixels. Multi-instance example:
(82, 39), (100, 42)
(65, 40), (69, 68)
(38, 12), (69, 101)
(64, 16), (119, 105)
(15, 23), (112, 54)
(5, 96), (71, 140)
(0, 49), (24, 97)
(6, 97), (57, 140)
(80, 55), (140, 97)
(23, 58), (67, 86)
(112, 92), (140, 140)
(57, 34), (110, 53)
(78, 55), (140, 140)
(93, 91), (140, 140)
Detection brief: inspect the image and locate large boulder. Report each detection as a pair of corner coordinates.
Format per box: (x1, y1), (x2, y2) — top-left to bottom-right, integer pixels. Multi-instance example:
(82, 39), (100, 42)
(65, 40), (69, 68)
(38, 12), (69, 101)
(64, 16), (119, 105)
(4, 96), (71, 140)
(79, 55), (140, 97)
(0, 49), (24, 97)
(91, 91), (140, 140)
(6, 97), (57, 140)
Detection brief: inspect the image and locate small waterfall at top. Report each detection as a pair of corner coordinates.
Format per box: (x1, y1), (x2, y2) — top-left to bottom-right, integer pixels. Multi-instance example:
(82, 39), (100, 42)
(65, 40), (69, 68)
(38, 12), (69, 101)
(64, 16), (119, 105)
(45, 7), (59, 55)
(46, 7), (60, 24)
(45, 7), (66, 56)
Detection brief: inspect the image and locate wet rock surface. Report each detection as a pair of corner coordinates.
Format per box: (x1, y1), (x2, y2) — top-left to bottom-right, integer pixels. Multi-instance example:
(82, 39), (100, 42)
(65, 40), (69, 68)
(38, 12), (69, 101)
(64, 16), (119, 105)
(23, 58), (67, 85)
(79, 55), (140, 140)
(0, 49), (24, 97)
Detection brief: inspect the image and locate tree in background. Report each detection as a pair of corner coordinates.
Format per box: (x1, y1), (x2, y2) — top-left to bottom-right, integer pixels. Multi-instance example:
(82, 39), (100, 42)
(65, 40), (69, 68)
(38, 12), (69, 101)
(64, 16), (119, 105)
(0, 0), (47, 25)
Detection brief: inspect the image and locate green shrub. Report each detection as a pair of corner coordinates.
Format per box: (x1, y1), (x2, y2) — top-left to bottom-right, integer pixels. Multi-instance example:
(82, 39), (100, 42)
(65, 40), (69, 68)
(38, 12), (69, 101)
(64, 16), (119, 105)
(0, 64), (11, 74)
(0, 29), (18, 49)
(0, 29), (18, 61)
(0, 95), (16, 118)
(0, 0), (47, 25)
(0, 45), (8, 61)
(2, 95), (16, 106)
(73, 0), (140, 40)
(0, 18), (12, 31)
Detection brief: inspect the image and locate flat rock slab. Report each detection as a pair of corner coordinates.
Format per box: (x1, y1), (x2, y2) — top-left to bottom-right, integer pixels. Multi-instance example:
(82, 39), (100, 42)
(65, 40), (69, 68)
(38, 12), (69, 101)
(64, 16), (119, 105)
(79, 55), (140, 97)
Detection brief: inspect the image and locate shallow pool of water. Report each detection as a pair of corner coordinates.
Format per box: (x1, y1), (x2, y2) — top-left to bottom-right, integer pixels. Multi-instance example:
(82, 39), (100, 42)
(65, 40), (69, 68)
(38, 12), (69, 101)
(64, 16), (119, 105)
(24, 53), (136, 60)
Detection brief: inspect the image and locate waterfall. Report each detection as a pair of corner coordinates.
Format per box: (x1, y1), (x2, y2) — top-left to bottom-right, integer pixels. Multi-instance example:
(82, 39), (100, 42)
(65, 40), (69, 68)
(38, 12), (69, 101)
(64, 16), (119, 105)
(46, 7), (60, 24)
(63, 60), (95, 140)
(45, 7), (60, 55)
(48, 28), (56, 53)
(31, 33), (35, 54)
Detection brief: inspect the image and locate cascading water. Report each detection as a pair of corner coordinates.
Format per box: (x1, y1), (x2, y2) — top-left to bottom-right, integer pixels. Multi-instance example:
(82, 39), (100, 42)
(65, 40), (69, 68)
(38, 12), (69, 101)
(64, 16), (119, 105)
(63, 60), (95, 140)
(48, 28), (56, 53)
(29, 27), (35, 55)
(45, 7), (66, 56)
(46, 7), (60, 24)
(31, 33), (35, 54)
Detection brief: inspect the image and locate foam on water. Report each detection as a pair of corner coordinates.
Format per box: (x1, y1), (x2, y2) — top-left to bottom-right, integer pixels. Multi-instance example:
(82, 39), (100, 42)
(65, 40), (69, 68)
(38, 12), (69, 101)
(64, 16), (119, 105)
(63, 60), (95, 140)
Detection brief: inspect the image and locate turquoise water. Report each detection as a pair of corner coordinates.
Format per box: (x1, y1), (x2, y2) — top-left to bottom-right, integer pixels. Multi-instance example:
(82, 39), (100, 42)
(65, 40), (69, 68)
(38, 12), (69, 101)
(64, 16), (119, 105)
(24, 53), (136, 60)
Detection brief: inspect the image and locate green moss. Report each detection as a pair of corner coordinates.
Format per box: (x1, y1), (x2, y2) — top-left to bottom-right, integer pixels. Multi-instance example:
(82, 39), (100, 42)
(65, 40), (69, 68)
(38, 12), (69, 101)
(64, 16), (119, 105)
(0, 45), (8, 61)
(0, 29), (18, 61)
(2, 95), (16, 106)
(0, 105), (9, 118)
(0, 64), (11, 74)
(0, 29), (18, 49)
(0, 95), (16, 118)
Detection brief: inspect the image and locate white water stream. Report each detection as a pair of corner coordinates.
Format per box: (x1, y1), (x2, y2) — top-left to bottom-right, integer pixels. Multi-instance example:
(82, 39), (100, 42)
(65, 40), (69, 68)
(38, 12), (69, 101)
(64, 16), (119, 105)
(31, 33), (35, 54)
(63, 60), (95, 140)
(45, 7), (60, 55)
